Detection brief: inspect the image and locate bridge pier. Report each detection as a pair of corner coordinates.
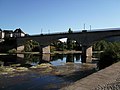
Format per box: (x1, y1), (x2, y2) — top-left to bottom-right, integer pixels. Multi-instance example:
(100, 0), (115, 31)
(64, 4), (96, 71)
(81, 46), (92, 63)
(17, 45), (24, 52)
(42, 54), (51, 61)
(40, 45), (50, 54)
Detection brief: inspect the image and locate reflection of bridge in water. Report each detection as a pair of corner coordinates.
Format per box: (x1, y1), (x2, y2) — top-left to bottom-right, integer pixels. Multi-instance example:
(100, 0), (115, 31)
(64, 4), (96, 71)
(16, 53), (82, 66)
(0, 53), (111, 70)
(0, 54), (82, 66)
(17, 54), (51, 62)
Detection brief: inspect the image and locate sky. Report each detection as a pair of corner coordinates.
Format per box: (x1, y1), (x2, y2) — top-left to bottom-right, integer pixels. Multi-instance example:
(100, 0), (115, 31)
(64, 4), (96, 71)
(0, 0), (120, 35)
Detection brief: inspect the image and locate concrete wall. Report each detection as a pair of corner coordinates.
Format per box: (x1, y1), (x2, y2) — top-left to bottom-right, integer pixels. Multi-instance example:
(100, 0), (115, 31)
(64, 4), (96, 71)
(42, 54), (50, 61)
(86, 46), (92, 62)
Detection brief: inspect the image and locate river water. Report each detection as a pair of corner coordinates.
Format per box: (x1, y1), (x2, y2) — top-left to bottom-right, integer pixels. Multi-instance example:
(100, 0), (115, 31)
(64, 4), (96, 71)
(0, 53), (97, 90)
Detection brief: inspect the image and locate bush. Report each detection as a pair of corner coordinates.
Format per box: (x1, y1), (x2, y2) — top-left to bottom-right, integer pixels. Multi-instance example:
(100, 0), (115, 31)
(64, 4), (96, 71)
(98, 41), (120, 69)
(93, 40), (108, 51)
(8, 49), (17, 53)
(24, 40), (39, 52)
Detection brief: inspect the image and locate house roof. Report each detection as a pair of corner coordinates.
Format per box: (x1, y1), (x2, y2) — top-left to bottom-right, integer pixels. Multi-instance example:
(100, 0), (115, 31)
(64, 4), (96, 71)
(3, 30), (13, 33)
(14, 28), (25, 34)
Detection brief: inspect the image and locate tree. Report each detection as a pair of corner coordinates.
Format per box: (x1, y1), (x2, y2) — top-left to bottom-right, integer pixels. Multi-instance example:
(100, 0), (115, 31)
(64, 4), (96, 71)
(67, 38), (73, 50)
(24, 40), (39, 52)
(97, 41), (120, 69)
(93, 40), (108, 51)
(68, 28), (73, 33)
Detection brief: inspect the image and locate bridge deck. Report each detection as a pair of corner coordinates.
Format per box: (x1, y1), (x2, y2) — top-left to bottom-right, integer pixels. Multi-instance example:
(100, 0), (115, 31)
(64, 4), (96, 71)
(61, 61), (120, 90)
(29, 28), (120, 37)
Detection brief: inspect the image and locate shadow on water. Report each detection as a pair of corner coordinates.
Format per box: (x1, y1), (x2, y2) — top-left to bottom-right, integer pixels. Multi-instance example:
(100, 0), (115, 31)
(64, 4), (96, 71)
(59, 68), (96, 82)
(95, 51), (118, 70)
(97, 57), (117, 70)
(0, 55), (19, 66)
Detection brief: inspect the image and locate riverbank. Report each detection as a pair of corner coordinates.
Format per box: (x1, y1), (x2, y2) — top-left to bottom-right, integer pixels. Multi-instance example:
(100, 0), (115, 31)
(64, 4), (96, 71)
(0, 50), (103, 55)
(0, 63), (96, 76)
(0, 50), (82, 55)
(0, 52), (40, 55)
(61, 61), (120, 90)
(52, 50), (82, 54)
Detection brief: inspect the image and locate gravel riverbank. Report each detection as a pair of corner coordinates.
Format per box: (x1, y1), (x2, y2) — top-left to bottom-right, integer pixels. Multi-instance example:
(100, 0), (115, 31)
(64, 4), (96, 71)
(61, 61), (120, 90)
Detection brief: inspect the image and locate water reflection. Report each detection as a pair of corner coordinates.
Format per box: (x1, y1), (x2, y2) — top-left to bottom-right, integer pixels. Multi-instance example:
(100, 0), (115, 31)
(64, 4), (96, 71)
(50, 54), (81, 66)
(0, 53), (113, 70)
(0, 53), (82, 67)
(0, 55), (18, 66)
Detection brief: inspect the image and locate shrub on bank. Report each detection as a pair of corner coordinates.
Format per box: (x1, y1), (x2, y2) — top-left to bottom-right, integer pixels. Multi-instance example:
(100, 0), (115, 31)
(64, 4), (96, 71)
(24, 40), (39, 52)
(100, 42), (120, 61)
(8, 48), (17, 53)
(98, 41), (120, 69)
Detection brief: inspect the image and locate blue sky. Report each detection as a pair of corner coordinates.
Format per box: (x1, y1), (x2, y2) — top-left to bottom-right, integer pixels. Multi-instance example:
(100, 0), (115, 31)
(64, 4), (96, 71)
(0, 0), (120, 34)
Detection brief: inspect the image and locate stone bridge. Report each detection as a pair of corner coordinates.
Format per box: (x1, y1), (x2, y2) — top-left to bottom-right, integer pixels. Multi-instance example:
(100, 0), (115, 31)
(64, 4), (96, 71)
(16, 28), (120, 62)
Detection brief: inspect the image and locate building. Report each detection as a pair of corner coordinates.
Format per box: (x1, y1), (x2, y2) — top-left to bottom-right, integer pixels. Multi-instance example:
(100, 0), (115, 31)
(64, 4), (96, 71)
(0, 29), (2, 38)
(13, 28), (25, 37)
(3, 30), (13, 38)
(0, 28), (26, 39)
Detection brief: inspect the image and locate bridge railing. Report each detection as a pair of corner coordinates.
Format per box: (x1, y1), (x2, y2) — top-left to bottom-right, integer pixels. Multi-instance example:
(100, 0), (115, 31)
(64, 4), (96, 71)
(91, 28), (120, 31)
(29, 31), (82, 37)
(24, 28), (120, 37)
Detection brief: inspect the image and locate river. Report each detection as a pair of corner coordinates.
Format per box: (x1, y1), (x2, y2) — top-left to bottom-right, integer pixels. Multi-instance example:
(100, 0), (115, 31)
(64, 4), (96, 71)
(0, 53), (97, 90)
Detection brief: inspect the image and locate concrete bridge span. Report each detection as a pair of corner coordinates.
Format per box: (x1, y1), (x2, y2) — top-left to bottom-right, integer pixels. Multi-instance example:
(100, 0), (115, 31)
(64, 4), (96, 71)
(16, 28), (120, 62)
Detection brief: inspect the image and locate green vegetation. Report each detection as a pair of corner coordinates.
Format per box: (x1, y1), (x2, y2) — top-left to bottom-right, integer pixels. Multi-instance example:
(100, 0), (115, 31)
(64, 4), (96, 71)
(0, 38), (16, 53)
(93, 40), (108, 51)
(67, 38), (73, 50)
(51, 40), (66, 51)
(24, 40), (39, 52)
(67, 38), (79, 50)
(51, 39), (80, 51)
(50, 28), (81, 51)
(24, 54), (40, 63)
(8, 48), (17, 53)
(68, 28), (73, 33)
(93, 40), (120, 65)
(100, 42), (120, 61)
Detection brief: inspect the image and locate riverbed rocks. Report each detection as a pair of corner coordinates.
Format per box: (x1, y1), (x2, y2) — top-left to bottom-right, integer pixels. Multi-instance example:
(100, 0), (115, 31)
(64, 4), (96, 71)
(15, 67), (28, 72)
(10, 64), (21, 67)
(30, 63), (53, 73)
(0, 62), (97, 80)
(0, 66), (29, 75)
(0, 63), (54, 75)
(30, 63), (52, 69)
(0, 67), (15, 72)
(0, 67), (15, 75)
